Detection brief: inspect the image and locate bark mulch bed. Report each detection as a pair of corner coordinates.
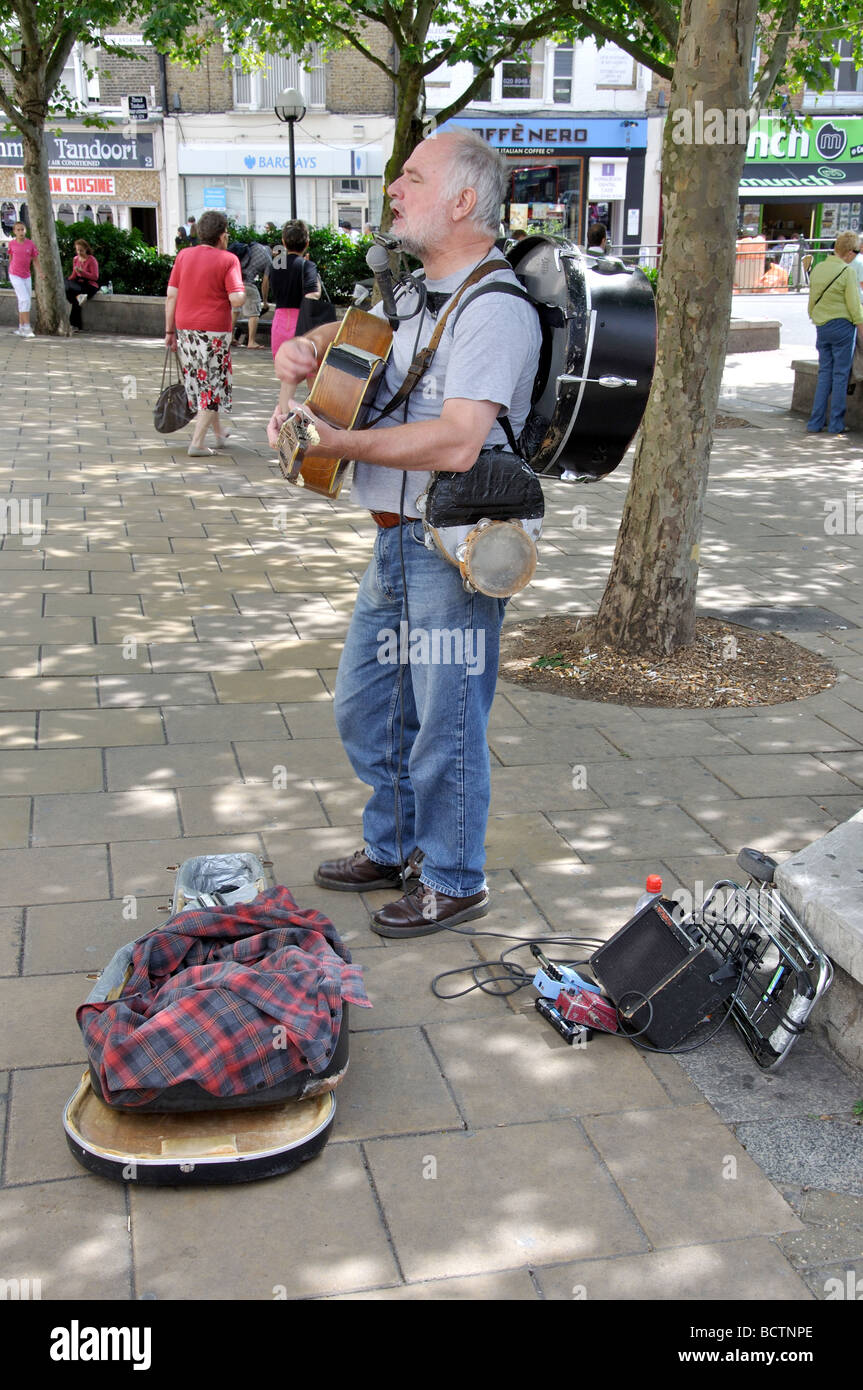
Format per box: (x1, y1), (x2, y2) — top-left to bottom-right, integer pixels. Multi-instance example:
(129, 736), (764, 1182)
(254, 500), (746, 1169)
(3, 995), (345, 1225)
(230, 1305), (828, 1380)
(499, 615), (836, 709)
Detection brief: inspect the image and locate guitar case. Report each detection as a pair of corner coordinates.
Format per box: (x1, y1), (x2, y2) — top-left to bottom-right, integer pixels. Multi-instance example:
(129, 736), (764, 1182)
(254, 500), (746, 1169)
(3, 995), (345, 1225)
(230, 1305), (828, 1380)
(63, 1073), (336, 1186)
(63, 860), (359, 1185)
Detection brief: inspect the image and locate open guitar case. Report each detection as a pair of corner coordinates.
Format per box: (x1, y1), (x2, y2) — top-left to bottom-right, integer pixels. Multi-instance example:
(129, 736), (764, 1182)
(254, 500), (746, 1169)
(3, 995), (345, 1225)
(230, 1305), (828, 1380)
(64, 855), (351, 1186)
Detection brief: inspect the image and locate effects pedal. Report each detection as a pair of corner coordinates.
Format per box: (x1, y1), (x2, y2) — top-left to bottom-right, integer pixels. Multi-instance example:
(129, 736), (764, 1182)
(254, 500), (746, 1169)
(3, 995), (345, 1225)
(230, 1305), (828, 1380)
(535, 996), (591, 1046)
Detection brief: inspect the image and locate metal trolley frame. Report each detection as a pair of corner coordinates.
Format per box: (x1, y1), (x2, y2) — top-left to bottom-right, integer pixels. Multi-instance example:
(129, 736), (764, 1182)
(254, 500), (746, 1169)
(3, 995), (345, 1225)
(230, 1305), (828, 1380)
(675, 848), (833, 1070)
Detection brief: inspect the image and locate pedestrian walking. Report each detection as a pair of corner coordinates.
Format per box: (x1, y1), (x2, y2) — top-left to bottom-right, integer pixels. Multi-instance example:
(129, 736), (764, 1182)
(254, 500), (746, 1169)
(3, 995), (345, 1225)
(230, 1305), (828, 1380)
(164, 210), (246, 457)
(267, 220), (320, 359)
(8, 221), (38, 337)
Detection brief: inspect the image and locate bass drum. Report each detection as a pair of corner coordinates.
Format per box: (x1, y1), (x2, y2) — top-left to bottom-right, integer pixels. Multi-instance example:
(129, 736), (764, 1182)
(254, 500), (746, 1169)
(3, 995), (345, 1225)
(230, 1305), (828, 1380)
(508, 235), (656, 481)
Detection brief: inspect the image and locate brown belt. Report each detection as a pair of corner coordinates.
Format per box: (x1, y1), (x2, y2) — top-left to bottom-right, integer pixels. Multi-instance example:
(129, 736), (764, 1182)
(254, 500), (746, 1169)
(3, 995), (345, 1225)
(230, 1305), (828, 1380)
(370, 511), (404, 529)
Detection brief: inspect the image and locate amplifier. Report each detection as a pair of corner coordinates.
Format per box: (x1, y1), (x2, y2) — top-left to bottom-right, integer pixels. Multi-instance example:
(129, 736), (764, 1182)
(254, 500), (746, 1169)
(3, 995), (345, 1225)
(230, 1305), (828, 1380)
(590, 900), (731, 1050)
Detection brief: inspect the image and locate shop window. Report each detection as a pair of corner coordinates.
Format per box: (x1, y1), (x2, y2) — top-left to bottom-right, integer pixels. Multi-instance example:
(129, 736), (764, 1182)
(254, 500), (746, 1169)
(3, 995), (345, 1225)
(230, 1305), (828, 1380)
(57, 203), (75, 225)
(97, 205), (113, 225)
(1, 201), (17, 234)
(77, 204), (94, 221)
(836, 39), (863, 92)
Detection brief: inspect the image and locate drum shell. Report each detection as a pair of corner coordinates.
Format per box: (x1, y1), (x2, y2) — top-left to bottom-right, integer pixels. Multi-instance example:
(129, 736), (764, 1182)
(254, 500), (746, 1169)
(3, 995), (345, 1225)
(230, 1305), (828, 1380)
(508, 235), (656, 481)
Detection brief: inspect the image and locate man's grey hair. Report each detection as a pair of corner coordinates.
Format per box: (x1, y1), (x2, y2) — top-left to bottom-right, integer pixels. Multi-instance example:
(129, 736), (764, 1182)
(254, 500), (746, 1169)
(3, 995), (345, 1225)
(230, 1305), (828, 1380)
(438, 130), (506, 237)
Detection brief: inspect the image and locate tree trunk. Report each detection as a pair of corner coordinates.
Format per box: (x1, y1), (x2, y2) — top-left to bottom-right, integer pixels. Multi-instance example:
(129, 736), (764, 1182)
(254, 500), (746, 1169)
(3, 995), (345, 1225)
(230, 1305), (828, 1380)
(22, 119), (70, 336)
(380, 64), (426, 233)
(593, 0), (759, 656)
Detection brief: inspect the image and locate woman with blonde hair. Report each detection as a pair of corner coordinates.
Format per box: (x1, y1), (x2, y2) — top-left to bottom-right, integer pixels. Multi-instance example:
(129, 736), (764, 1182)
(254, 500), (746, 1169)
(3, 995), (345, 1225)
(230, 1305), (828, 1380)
(165, 210), (246, 456)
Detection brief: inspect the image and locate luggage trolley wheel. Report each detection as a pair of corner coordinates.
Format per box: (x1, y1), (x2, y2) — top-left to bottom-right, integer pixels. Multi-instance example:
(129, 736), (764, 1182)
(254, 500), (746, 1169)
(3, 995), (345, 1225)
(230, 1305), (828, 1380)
(736, 847), (777, 885)
(63, 1071), (336, 1186)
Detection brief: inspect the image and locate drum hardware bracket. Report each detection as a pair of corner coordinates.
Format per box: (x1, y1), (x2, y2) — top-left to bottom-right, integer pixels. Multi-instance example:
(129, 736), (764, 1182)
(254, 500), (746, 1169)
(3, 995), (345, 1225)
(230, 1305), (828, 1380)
(558, 373), (638, 389)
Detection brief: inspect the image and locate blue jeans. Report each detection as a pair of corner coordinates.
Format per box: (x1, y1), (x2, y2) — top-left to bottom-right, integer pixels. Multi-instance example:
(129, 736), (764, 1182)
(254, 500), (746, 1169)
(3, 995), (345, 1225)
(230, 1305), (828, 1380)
(808, 319), (857, 432)
(333, 521), (505, 898)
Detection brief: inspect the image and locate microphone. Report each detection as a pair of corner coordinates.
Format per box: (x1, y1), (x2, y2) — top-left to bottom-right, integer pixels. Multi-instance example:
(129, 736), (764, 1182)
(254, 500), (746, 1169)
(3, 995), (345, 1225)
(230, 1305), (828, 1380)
(366, 240), (401, 329)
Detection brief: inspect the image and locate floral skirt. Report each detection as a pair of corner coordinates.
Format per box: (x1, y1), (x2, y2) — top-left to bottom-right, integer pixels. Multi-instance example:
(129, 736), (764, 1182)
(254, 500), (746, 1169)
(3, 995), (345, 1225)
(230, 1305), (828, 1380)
(177, 330), (232, 413)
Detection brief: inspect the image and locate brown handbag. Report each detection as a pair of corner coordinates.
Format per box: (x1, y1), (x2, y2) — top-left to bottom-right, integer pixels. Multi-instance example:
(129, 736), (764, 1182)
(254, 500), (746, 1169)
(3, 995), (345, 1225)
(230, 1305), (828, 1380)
(154, 348), (195, 433)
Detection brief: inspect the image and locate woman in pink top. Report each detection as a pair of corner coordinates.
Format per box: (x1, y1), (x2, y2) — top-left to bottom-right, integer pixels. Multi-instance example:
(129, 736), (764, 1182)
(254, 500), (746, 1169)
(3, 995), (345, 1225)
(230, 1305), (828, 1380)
(8, 222), (38, 337)
(64, 238), (100, 332)
(165, 210), (246, 457)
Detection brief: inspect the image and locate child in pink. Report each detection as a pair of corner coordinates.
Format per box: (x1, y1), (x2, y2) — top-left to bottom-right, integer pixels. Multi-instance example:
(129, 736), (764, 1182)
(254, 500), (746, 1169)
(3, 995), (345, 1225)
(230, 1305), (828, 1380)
(8, 222), (38, 337)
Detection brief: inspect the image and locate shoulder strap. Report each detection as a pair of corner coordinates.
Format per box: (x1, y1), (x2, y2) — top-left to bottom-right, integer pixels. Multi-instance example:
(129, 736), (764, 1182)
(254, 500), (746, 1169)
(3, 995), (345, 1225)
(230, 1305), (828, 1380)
(373, 259), (511, 423)
(810, 262), (851, 312)
(451, 279), (536, 330)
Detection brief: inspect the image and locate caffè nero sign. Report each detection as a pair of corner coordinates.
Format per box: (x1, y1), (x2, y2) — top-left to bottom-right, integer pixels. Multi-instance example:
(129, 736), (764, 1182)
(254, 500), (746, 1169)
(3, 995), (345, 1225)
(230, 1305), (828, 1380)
(0, 132), (154, 169)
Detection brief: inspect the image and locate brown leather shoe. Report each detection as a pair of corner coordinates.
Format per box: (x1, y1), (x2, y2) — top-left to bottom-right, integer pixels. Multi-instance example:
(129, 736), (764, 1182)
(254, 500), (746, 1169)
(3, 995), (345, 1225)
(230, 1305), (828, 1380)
(314, 850), (403, 892)
(371, 883), (489, 938)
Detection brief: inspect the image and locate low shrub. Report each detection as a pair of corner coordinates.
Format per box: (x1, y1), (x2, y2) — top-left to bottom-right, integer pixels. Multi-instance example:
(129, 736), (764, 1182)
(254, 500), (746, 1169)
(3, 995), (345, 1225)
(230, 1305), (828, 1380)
(55, 221), (175, 295)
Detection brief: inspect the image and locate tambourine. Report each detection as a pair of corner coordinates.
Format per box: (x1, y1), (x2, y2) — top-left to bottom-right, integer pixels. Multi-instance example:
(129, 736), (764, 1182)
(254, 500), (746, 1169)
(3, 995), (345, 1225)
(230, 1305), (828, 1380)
(417, 446), (545, 598)
(424, 515), (541, 598)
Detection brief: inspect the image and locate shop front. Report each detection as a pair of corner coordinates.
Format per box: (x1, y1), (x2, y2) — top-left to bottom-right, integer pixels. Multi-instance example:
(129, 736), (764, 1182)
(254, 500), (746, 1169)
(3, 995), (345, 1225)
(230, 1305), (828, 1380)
(438, 115), (648, 249)
(738, 114), (863, 243)
(176, 141), (385, 234)
(0, 130), (162, 246)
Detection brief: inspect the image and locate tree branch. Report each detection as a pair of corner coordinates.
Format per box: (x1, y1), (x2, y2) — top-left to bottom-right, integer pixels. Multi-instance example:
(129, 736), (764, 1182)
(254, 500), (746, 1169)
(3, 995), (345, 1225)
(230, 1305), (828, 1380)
(751, 0), (803, 110)
(574, 11), (674, 80)
(329, 21), (397, 80)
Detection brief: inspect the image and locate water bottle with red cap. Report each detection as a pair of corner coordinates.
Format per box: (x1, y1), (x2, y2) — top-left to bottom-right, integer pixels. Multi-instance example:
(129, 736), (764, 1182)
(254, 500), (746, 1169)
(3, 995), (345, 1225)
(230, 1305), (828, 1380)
(634, 874), (663, 914)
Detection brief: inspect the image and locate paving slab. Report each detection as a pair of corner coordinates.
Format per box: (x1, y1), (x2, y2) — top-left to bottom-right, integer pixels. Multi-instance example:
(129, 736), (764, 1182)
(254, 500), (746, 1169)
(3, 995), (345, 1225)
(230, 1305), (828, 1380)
(105, 742), (240, 791)
(549, 805), (724, 861)
(677, 1031), (862, 1124)
(582, 1105), (803, 1249)
(38, 708), (165, 749)
(4, 1063), (91, 1185)
(533, 1237), (812, 1300)
(0, 907), (22, 977)
(178, 780), (327, 836)
(425, 1013), (673, 1127)
(678, 795), (837, 854)
(0, 973), (90, 1066)
(320, 1269), (540, 1299)
(0, 1178), (131, 1300)
(23, 897), (165, 975)
(364, 1120), (648, 1281)
(130, 1142), (399, 1300)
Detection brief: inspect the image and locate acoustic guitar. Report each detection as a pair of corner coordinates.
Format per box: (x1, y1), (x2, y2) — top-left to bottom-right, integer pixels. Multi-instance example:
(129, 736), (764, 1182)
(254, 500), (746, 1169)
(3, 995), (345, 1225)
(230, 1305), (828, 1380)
(277, 308), (393, 499)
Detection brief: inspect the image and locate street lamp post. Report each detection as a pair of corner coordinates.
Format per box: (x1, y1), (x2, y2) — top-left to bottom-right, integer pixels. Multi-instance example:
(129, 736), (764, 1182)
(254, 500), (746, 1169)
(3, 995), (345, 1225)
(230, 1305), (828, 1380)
(274, 87), (306, 220)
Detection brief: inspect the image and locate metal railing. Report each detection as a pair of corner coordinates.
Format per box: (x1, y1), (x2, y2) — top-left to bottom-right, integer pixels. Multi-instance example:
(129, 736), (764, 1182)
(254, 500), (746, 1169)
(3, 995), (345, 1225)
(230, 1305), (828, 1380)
(608, 237), (849, 293)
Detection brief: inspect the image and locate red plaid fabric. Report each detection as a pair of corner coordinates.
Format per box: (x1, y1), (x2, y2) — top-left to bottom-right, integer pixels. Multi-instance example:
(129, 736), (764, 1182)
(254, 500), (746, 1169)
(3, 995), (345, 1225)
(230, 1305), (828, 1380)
(77, 888), (370, 1108)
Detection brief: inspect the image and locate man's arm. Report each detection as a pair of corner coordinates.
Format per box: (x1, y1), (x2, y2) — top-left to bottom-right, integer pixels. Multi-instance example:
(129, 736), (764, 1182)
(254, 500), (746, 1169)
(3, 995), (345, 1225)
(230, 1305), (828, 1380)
(295, 396), (500, 473)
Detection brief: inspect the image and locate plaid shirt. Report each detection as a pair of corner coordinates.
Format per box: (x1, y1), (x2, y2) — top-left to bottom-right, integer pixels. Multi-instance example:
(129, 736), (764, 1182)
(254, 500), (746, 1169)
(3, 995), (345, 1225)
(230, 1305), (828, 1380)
(243, 241), (273, 287)
(77, 888), (370, 1108)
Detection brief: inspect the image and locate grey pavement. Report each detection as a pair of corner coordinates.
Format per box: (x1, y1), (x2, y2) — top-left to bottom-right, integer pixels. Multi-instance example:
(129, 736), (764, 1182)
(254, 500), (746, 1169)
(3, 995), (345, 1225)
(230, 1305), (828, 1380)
(0, 324), (861, 1304)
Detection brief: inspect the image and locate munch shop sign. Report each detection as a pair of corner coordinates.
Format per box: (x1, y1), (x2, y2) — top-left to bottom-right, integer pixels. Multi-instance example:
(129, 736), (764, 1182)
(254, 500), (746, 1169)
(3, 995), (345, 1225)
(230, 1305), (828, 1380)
(0, 132), (154, 169)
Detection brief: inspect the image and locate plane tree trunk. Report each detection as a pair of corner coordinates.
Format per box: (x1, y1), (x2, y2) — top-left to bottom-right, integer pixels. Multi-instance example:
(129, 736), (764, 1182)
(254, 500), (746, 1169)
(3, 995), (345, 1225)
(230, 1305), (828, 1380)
(593, 0), (760, 656)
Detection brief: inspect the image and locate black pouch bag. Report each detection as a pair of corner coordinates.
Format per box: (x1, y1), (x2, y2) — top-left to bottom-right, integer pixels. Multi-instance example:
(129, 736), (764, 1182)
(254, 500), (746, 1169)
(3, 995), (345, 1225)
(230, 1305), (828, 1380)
(424, 446), (545, 528)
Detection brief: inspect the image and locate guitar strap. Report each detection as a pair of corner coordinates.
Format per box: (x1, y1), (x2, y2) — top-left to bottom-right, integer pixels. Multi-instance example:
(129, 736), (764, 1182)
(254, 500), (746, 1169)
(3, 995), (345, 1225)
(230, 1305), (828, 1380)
(371, 258), (511, 423)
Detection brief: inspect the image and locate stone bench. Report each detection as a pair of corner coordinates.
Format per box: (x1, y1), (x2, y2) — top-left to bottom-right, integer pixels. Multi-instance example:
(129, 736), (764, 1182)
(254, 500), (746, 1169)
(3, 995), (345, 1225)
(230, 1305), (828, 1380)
(775, 809), (863, 1070)
(791, 358), (862, 431)
(727, 317), (781, 353)
(1, 287), (165, 336)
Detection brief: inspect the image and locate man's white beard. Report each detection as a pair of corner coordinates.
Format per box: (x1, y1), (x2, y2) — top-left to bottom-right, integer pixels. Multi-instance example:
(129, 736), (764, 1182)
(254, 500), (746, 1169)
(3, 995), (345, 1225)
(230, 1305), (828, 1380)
(396, 203), (451, 260)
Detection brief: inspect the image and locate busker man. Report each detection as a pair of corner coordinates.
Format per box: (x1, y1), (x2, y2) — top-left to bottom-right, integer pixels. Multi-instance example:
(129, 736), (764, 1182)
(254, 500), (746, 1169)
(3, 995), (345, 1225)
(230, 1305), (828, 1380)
(267, 129), (541, 939)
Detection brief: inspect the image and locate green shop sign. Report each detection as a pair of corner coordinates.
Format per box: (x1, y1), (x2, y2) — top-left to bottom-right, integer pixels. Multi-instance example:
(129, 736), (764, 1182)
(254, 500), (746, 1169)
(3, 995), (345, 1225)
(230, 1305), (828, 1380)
(741, 116), (863, 191)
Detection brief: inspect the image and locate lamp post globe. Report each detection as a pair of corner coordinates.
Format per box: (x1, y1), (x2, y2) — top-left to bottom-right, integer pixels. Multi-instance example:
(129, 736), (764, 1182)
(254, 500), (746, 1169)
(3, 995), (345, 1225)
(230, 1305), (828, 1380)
(274, 87), (306, 220)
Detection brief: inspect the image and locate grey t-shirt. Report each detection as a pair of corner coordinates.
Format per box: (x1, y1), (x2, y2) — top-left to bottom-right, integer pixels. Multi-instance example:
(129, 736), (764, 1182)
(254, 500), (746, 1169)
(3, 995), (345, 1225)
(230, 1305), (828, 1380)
(350, 252), (541, 516)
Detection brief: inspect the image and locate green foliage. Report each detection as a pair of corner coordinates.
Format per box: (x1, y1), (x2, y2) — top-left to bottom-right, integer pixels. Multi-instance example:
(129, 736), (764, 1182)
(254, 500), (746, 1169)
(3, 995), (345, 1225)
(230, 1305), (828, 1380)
(55, 220), (175, 295)
(224, 219), (373, 301)
(641, 265), (659, 295)
(307, 226), (374, 300)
